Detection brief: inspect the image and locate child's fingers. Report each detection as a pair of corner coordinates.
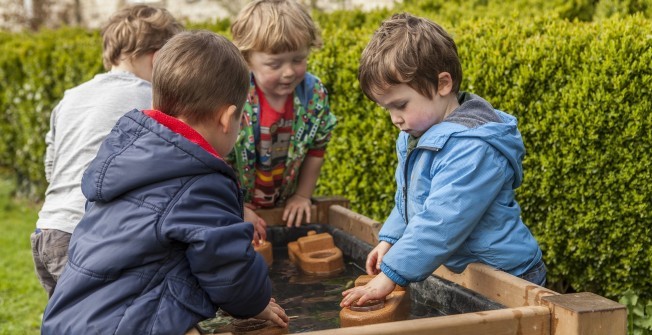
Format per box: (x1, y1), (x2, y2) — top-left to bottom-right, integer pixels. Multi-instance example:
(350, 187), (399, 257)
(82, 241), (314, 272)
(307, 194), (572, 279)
(304, 205), (311, 223)
(252, 231), (261, 246)
(286, 207), (303, 227)
(282, 207), (289, 222)
(283, 207), (295, 227)
(285, 210), (294, 227)
(340, 288), (363, 307)
(269, 305), (288, 327)
(276, 306), (289, 323)
(269, 313), (288, 328)
(295, 206), (308, 226)
(256, 219), (267, 241)
(366, 250), (383, 275)
(365, 254), (377, 275)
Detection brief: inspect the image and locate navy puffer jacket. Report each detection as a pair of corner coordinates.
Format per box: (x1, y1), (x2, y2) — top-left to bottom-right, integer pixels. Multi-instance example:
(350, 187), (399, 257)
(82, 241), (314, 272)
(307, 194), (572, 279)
(42, 109), (271, 335)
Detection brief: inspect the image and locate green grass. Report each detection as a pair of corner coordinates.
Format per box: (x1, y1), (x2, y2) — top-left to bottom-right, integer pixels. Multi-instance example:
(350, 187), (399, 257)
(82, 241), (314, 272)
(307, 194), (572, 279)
(0, 178), (46, 335)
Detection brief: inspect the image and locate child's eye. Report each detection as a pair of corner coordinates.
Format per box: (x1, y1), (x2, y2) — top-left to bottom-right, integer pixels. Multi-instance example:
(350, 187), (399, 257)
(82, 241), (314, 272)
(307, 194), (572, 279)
(292, 58), (305, 64)
(266, 63), (281, 69)
(395, 103), (407, 110)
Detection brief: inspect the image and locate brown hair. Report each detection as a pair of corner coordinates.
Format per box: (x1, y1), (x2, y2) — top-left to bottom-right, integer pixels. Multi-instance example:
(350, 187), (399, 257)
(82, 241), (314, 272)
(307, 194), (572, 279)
(101, 5), (183, 70)
(230, 0), (322, 61)
(358, 13), (462, 101)
(152, 30), (250, 125)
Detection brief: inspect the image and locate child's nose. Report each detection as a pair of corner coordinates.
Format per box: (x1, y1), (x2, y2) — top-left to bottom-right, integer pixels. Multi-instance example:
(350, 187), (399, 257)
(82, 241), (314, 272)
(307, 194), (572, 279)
(281, 65), (295, 78)
(390, 113), (402, 125)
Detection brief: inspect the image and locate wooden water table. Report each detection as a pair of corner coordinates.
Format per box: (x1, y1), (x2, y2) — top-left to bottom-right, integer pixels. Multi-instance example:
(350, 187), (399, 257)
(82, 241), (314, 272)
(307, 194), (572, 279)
(216, 196), (626, 335)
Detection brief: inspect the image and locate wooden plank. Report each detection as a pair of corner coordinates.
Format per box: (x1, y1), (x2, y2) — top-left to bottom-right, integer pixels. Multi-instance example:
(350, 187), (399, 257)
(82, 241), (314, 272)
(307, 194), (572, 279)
(312, 196), (350, 225)
(252, 196), (348, 226)
(301, 306), (550, 335)
(254, 205), (318, 226)
(541, 292), (627, 335)
(327, 205), (381, 245)
(434, 263), (558, 308)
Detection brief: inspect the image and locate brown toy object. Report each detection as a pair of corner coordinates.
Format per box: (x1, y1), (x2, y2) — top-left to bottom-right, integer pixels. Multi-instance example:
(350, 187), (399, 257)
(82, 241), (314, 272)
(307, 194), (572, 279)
(287, 231), (344, 275)
(339, 274), (410, 327)
(253, 240), (273, 267)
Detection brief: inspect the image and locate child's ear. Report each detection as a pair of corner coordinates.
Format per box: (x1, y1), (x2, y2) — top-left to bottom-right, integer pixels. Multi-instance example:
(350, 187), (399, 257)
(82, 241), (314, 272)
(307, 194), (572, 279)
(217, 105), (238, 133)
(437, 72), (454, 96)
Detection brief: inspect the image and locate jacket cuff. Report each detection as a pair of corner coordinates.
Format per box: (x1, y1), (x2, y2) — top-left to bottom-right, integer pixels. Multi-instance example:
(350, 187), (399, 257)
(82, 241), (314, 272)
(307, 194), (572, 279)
(380, 262), (408, 287)
(378, 235), (398, 245)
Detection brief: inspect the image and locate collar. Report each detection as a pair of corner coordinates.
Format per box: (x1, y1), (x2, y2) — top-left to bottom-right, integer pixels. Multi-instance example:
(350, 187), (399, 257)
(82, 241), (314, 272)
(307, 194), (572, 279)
(143, 109), (221, 158)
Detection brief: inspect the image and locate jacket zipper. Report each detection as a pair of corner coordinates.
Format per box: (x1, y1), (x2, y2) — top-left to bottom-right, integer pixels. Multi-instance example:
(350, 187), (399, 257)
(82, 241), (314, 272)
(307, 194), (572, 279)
(402, 146), (440, 223)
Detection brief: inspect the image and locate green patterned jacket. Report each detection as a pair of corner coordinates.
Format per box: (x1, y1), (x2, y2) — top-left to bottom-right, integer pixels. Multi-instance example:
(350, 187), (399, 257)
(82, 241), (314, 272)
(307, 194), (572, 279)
(227, 72), (337, 205)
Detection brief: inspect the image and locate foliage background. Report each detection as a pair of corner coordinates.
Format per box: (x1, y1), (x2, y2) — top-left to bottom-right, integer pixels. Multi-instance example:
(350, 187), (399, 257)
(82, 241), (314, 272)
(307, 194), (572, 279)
(1, 0), (651, 334)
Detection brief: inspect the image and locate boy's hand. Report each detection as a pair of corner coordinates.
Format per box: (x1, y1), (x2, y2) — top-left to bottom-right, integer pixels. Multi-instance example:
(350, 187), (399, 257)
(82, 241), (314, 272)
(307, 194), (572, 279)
(366, 241), (392, 275)
(244, 204), (267, 245)
(282, 194), (311, 227)
(339, 273), (396, 308)
(254, 298), (289, 328)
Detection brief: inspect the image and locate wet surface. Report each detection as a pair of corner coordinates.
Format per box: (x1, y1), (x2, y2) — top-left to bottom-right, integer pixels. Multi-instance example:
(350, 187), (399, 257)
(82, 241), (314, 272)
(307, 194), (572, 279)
(197, 225), (500, 334)
(197, 249), (361, 334)
(269, 250), (362, 332)
(198, 249), (445, 334)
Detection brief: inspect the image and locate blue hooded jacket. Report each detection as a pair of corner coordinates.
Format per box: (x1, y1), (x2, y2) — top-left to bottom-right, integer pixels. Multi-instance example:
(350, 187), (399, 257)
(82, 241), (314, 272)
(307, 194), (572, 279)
(42, 109), (271, 335)
(379, 93), (543, 287)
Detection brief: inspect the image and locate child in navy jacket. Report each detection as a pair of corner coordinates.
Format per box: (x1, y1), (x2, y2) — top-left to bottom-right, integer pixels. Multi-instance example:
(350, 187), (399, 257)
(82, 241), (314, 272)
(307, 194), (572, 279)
(42, 31), (288, 335)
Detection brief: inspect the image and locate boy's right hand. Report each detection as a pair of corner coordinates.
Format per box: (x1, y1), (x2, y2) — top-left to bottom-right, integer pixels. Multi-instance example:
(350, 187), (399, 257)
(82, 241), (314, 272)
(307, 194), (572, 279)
(340, 273), (396, 308)
(254, 298), (289, 328)
(366, 241), (392, 275)
(244, 204), (267, 246)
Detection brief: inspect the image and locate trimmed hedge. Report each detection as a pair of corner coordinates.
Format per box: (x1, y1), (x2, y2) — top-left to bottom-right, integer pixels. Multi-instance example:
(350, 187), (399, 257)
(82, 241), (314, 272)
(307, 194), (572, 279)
(454, 15), (652, 299)
(0, 28), (102, 198)
(1, 3), (651, 326)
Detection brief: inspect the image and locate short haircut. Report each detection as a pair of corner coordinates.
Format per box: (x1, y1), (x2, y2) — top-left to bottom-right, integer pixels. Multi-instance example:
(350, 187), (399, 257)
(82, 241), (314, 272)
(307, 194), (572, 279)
(101, 5), (184, 70)
(230, 0), (322, 61)
(358, 13), (462, 101)
(152, 30), (250, 125)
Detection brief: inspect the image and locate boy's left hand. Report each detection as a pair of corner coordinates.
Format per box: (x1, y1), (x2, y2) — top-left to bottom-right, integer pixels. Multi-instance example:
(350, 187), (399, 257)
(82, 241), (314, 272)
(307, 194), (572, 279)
(283, 194), (311, 227)
(244, 204), (267, 245)
(339, 273), (396, 308)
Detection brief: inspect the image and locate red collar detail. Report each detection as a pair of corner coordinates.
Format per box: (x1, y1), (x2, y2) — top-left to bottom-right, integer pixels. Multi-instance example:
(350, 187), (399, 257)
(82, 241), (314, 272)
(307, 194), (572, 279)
(143, 110), (221, 158)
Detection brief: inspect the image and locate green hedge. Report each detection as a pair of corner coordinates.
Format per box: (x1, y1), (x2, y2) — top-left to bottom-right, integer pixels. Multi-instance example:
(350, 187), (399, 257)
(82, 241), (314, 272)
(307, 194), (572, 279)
(0, 28), (102, 198)
(1, 4), (651, 331)
(455, 15), (652, 300)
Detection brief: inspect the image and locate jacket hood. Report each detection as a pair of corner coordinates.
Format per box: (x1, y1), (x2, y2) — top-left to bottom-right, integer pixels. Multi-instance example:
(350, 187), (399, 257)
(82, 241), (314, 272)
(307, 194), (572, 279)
(415, 93), (525, 187)
(82, 109), (237, 203)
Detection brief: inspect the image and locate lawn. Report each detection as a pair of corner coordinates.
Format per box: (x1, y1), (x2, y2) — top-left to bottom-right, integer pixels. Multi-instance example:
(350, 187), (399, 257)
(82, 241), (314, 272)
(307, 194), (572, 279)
(0, 178), (47, 335)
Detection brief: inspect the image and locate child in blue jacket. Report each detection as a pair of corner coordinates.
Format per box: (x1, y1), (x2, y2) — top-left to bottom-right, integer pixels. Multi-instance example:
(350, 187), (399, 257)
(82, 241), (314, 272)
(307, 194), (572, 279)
(341, 13), (546, 308)
(42, 31), (288, 335)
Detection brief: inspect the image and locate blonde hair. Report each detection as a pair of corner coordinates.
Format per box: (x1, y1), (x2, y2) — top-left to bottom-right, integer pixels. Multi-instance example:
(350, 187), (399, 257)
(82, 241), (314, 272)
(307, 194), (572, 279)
(230, 0), (322, 60)
(152, 31), (249, 125)
(101, 5), (184, 70)
(358, 13), (462, 101)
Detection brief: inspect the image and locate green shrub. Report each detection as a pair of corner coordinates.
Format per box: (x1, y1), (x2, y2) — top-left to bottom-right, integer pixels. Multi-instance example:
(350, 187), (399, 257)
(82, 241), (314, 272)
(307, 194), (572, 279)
(453, 15), (652, 299)
(621, 291), (652, 335)
(0, 27), (101, 199)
